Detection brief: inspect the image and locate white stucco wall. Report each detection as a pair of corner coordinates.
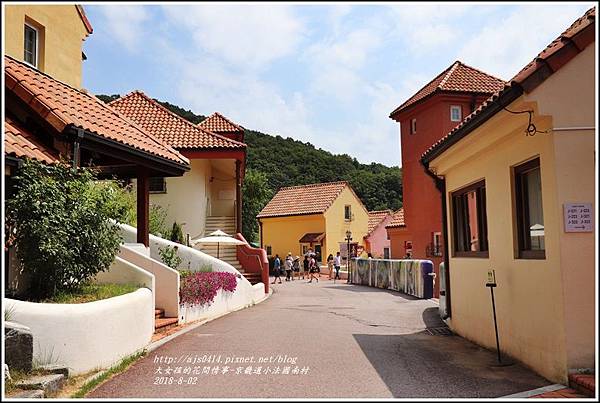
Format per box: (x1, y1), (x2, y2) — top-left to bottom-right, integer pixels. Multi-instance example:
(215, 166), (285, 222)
(118, 245), (180, 318)
(5, 288), (153, 375)
(119, 223), (265, 321)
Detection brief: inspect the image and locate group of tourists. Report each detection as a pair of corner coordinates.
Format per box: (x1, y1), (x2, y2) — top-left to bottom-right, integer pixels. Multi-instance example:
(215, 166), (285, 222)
(271, 251), (342, 284)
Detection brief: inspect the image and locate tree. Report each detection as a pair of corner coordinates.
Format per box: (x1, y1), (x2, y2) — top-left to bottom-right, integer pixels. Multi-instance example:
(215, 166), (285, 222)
(6, 160), (123, 300)
(242, 169), (273, 243)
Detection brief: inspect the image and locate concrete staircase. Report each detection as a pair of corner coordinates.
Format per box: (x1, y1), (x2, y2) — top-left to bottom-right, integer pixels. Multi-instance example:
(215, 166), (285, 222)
(197, 216), (242, 271)
(154, 308), (178, 334)
(196, 216), (263, 285)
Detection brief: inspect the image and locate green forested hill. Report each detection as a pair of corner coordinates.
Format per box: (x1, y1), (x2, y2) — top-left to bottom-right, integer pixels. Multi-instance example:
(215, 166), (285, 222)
(97, 94), (403, 213)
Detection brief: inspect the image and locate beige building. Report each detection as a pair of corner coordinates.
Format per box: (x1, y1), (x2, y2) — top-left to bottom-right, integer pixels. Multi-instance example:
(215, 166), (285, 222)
(258, 182), (369, 265)
(421, 8), (595, 383)
(4, 4), (93, 88)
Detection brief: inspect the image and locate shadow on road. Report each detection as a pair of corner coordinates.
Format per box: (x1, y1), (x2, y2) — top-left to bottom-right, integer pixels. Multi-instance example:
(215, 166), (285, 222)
(321, 285), (420, 300)
(422, 307), (446, 328)
(352, 332), (550, 398)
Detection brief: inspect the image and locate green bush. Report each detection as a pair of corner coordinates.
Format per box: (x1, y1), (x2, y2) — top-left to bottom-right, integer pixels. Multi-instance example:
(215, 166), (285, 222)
(158, 245), (182, 270)
(5, 160), (123, 300)
(110, 184), (170, 237)
(170, 221), (185, 244)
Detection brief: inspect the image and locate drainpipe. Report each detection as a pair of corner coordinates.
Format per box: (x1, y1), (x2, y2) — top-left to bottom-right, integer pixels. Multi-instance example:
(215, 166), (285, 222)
(259, 220), (263, 249)
(421, 160), (451, 318)
(72, 128), (85, 168)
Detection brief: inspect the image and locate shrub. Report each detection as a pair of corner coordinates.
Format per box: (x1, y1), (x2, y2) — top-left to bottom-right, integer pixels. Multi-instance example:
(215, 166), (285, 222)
(179, 272), (237, 307)
(5, 160), (123, 300)
(170, 221), (185, 244)
(110, 185), (170, 237)
(158, 245), (182, 270)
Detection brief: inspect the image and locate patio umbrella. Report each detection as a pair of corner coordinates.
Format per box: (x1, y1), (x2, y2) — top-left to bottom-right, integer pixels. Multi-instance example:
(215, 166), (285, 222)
(191, 230), (246, 259)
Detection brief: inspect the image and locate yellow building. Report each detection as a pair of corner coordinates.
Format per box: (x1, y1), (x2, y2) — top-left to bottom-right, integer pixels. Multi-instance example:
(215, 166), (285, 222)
(4, 4), (93, 88)
(421, 8), (595, 384)
(257, 181), (369, 264)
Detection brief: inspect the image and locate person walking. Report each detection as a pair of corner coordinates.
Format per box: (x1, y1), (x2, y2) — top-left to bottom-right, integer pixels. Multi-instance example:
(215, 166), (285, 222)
(271, 254), (282, 284)
(307, 255), (319, 283)
(292, 256), (301, 280)
(284, 253), (294, 281)
(333, 252), (342, 280)
(302, 255), (309, 280)
(327, 254), (334, 280)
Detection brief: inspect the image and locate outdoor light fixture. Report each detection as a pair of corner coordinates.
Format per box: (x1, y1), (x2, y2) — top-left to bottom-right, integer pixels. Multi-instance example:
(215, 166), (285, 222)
(345, 230), (352, 283)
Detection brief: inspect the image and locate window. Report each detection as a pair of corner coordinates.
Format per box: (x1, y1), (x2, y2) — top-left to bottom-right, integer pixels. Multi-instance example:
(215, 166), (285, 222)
(410, 118), (417, 134)
(451, 180), (488, 257)
(24, 23), (38, 67)
(344, 205), (352, 221)
(149, 177), (166, 193)
(514, 158), (545, 259)
(450, 105), (462, 122)
(266, 246), (272, 256)
(383, 247), (390, 259)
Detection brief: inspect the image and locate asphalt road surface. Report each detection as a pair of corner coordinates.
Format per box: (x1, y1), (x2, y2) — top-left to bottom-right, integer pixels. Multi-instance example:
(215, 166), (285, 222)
(89, 277), (550, 398)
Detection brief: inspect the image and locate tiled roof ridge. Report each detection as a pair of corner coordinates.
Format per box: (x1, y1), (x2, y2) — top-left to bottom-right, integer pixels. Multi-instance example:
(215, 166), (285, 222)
(75, 5), (94, 34)
(279, 180), (349, 191)
(111, 91), (247, 148)
(390, 60), (506, 117)
(421, 6), (595, 163)
(368, 209), (393, 214)
(449, 60), (506, 88)
(385, 208), (406, 228)
(4, 56), (189, 165)
(438, 61), (460, 88)
(201, 112), (245, 132)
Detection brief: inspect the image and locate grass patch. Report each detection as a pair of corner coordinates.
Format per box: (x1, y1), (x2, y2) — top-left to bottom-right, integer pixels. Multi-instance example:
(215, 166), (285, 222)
(42, 283), (140, 304)
(71, 350), (147, 398)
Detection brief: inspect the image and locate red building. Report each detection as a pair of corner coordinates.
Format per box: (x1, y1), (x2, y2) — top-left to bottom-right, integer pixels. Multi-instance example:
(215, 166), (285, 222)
(387, 61), (505, 297)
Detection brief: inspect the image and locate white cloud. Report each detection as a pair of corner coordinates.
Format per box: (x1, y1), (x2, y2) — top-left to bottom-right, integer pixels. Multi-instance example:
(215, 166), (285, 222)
(98, 5), (149, 52)
(457, 4), (592, 79)
(161, 4), (305, 70)
(386, 4), (473, 54)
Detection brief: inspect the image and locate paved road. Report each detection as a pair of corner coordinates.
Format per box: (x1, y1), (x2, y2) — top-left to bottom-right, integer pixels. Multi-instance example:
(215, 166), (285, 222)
(89, 277), (550, 398)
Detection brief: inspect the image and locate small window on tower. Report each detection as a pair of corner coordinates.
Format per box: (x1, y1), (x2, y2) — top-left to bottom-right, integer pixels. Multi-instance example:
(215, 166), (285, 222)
(411, 118), (417, 134)
(24, 23), (38, 67)
(450, 105), (462, 122)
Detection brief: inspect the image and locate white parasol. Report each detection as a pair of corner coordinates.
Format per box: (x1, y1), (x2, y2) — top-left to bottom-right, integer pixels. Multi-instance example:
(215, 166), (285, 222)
(191, 230), (246, 258)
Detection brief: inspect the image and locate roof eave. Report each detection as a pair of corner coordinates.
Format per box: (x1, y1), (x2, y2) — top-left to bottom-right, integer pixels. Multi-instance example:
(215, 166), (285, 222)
(421, 84), (523, 164)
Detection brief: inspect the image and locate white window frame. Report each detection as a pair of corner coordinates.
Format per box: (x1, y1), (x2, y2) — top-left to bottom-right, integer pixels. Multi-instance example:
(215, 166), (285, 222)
(410, 118), (417, 134)
(24, 22), (39, 68)
(450, 105), (462, 122)
(344, 205), (352, 221)
(433, 232), (442, 256)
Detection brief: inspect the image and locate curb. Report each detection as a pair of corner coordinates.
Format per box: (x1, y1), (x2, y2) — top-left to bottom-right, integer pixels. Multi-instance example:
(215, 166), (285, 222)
(146, 287), (273, 354)
(499, 384), (566, 398)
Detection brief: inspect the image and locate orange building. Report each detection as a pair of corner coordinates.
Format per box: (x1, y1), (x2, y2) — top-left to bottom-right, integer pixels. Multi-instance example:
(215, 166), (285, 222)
(387, 61), (505, 297)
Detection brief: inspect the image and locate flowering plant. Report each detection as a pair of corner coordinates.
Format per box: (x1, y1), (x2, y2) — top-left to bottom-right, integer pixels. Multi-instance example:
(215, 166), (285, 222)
(179, 271), (237, 307)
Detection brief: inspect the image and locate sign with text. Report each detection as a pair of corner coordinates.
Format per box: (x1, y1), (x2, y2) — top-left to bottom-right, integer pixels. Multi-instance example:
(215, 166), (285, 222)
(564, 203), (593, 232)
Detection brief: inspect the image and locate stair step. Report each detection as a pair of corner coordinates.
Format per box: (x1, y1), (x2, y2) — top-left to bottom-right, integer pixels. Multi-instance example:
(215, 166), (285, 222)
(12, 390), (45, 398)
(16, 374), (64, 394)
(39, 364), (70, 378)
(569, 374), (595, 397)
(155, 317), (178, 330)
(155, 308), (165, 319)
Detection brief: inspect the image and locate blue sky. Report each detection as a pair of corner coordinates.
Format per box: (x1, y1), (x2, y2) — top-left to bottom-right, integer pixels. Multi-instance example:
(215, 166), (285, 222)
(82, 2), (594, 167)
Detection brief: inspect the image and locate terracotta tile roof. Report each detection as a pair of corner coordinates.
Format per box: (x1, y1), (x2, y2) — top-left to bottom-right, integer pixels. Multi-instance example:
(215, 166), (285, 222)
(199, 112), (244, 133)
(367, 210), (393, 235)
(421, 7), (595, 163)
(4, 118), (59, 164)
(76, 5), (93, 35)
(257, 181), (349, 219)
(390, 61), (506, 117)
(385, 209), (405, 229)
(109, 91), (246, 150)
(4, 55), (189, 167)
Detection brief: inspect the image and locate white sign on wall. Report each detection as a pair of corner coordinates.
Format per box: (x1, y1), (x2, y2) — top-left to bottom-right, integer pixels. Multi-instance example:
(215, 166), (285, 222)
(564, 203), (593, 232)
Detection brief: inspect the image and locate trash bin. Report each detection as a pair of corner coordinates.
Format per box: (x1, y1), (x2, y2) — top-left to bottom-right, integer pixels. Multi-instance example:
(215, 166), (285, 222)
(421, 261), (434, 299)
